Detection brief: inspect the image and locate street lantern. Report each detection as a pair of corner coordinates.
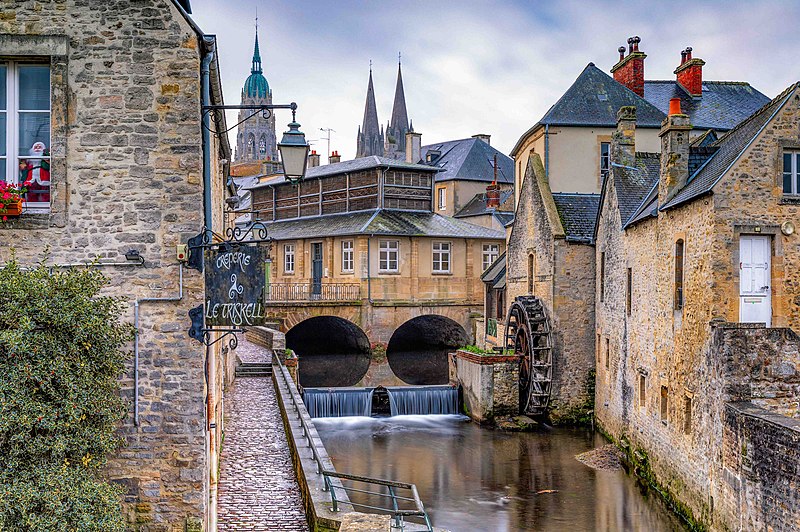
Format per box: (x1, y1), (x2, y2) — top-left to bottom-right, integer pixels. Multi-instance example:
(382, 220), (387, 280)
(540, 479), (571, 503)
(278, 118), (310, 185)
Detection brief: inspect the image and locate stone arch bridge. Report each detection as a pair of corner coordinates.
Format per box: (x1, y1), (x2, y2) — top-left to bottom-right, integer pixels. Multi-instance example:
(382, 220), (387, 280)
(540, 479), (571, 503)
(264, 301), (479, 388)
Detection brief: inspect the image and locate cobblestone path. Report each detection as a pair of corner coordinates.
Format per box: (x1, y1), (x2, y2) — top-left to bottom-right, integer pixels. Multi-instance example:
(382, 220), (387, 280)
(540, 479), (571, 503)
(217, 339), (308, 531)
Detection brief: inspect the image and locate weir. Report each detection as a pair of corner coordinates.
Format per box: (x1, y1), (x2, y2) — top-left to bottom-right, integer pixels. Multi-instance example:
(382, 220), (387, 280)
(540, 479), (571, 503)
(303, 387), (375, 418)
(302, 385), (460, 418)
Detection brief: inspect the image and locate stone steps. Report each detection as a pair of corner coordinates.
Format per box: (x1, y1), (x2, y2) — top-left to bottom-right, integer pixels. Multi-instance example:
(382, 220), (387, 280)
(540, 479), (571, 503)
(235, 363), (273, 378)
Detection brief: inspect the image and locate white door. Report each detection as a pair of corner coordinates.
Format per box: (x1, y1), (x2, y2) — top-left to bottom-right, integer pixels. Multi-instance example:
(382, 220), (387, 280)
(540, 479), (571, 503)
(739, 235), (771, 326)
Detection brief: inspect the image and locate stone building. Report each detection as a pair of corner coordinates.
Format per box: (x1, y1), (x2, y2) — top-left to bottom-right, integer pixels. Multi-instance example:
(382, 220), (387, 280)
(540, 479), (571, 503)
(595, 85), (800, 530)
(233, 27), (277, 163)
(510, 38), (769, 200)
(0, 0), (235, 529)
(246, 143), (505, 388)
(479, 153), (599, 422)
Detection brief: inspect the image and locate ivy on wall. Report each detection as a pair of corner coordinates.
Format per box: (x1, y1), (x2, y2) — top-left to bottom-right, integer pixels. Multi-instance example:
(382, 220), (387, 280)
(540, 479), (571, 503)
(0, 261), (132, 531)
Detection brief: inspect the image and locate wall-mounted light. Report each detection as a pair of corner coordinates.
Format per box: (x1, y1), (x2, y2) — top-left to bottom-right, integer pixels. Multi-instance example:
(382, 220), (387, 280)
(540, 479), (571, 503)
(781, 221), (795, 236)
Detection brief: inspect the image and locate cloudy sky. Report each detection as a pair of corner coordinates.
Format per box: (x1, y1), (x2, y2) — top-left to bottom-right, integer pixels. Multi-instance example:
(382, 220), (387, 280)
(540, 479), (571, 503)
(188, 0), (800, 161)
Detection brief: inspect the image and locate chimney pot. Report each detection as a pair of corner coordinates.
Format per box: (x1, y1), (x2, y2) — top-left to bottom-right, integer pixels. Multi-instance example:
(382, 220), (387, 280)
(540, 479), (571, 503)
(486, 183), (501, 209)
(611, 36), (646, 97)
(685, 46), (692, 60)
(627, 37), (633, 53)
(668, 98), (682, 116)
(633, 36), (640, 52)
(618, 46), (626, 60)
(681, 50), (687, 64)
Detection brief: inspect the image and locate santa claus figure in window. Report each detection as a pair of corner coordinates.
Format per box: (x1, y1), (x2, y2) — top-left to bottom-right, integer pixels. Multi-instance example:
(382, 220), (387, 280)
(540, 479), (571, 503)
(19, 141), (50, 203)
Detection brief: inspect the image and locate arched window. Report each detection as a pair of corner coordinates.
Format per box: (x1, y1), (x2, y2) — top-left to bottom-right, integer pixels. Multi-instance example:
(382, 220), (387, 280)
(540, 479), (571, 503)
(259, 135), (267, 156)
(527, 253), (535, 294)
(674, 239), (685, 310)
(247, 134), (256, 158)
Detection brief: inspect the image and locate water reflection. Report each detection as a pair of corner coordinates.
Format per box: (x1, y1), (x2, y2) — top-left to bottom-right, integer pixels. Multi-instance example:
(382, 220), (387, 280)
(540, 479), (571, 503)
(315, 415), (686, 532)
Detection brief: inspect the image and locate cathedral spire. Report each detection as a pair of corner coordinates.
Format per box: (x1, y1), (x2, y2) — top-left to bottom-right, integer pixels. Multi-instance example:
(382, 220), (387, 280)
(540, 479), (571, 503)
(356, 66), (384, 158)
(251, 22), (262, 74)
(385, 55), (410, 158)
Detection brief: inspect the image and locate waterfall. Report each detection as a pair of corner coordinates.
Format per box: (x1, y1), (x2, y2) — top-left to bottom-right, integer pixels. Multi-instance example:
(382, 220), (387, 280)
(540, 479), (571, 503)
(303, 387), (375, 418)
(387, 386), (459, 416)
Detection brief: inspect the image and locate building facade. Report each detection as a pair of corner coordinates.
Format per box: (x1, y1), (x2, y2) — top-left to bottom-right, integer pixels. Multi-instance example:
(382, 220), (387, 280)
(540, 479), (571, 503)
(595, 89), (800, 530)
(0, 1), (234, 529)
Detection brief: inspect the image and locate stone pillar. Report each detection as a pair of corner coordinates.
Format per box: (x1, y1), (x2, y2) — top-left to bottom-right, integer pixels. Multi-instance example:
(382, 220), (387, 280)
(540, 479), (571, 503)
(658, 99), (692, 205)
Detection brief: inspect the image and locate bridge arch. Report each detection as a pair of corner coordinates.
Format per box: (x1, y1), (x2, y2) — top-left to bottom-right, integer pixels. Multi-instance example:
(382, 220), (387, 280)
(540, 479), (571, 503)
(386, 314), (469, 385)
(286, 316), (371, 388)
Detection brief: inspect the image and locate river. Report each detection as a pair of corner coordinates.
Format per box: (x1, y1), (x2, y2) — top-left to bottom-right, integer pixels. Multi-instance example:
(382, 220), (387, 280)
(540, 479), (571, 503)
(314, 414), (687, 532)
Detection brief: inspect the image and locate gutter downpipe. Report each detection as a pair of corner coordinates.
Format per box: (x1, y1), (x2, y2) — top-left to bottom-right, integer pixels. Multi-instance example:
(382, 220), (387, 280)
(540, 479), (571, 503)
(201, 38), (215, 242)
(201, 38), (219, 531)
(134, 264), (184, 426)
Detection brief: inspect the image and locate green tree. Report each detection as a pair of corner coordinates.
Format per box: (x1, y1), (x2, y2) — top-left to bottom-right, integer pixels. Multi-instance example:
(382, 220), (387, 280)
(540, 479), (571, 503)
(0, 261), (132, 531)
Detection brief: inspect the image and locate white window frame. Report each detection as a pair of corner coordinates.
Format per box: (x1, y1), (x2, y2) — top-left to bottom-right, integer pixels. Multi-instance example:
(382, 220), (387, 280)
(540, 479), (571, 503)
(284, 243), (295, 274)
(783, 150), (800, 195)
(1, 61), (51, 212)
(341, 240), (354, 273)
(437, 187), (447, 210)
(379, 240), (399, 272)
(482, 243), (499, 271)
(432, 241), (451, 274)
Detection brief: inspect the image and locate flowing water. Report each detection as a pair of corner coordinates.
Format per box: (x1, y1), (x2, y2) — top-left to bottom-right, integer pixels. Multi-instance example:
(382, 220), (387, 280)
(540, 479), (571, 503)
(303, 387), (375, 417)
(315, 415), (687, 532)
(386, 386), (459, 416)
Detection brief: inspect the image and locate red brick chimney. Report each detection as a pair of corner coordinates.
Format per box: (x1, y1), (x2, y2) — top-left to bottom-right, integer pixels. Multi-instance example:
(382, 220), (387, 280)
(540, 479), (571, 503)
(674, 46), (705, 97)
(486, 184), (500, 209)
(329, 150), (341, 164)
(611, 36), (646, 97)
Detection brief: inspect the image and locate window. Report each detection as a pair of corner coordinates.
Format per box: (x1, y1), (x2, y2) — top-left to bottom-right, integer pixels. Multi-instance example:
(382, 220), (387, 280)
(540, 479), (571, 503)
(600, 142), (610, 180)
(596, 334), (601, 364)
(437, 187), (446, 210)
(432, 241), (451, 273)
(379, 240), (399, 272)
(599, 252), (606, 302)
(783, 151), (800, 195)
(660, 386), (668, 423)
(605, 337), (610, 369)
(674, 239), (684, 310)
(639, 374), (646, 408)
(527, 253), (534, 293)
(626, 267), (632, 316)
(341, 240), (354, 273)
(683, 395), (692, 434)
(0, 62), (51, 210)
(482, 243), (499, 271)
(284, 243), (295, 274)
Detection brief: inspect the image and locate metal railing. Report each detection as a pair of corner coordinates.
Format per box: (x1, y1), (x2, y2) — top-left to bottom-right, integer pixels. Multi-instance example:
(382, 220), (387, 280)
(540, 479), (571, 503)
(273, 355), (433, 531)
(322, 471), (433, 531)
(266, 282), (361, 302)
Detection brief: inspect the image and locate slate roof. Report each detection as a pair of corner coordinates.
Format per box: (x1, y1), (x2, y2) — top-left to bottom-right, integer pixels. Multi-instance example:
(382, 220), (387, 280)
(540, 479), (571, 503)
(612, 152), (661, 226)
(262, 209), (505, 241)
(420, 138), (513, 183)
(480, 251), (507, 288)
(454, 190), (515, 217)
(551, 193), (601, 243)
(246, 156), (438, 190)
(494, 212), (515, 227)
(538, 63), (667, 128)
(662, 82), (799, 210)
(644, 81), (770, 131)
(689, 129), (718, 147)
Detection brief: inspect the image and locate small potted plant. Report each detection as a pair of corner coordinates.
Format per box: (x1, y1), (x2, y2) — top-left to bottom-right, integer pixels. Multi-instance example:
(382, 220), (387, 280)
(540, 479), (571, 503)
(0, 180), (30, 220)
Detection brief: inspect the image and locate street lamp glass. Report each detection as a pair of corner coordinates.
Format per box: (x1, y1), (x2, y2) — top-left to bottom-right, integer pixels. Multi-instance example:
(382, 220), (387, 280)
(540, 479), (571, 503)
(278, 120), (310, 183)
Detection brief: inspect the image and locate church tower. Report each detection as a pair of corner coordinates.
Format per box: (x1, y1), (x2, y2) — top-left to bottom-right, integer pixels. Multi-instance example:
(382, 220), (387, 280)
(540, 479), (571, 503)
(384, 58), (410, 160)
(356, 67), (384, 158)
(234, 25), (277, 163)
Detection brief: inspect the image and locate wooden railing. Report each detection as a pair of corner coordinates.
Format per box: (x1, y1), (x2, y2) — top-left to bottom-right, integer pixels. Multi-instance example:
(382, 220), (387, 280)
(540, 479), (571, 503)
(266, 283), (361, 302)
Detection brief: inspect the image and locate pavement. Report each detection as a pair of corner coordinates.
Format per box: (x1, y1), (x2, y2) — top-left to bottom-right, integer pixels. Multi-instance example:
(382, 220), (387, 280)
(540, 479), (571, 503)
(217, 337), (309, 531)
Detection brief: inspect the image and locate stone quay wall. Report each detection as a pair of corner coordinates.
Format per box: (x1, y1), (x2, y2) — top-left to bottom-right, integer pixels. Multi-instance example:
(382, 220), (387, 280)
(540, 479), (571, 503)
(451, 350), (520, 422)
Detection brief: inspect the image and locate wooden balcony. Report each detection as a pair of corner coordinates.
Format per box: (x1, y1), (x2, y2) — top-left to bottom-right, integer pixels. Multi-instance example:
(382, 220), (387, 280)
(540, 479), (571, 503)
(265, 282), (362, 302)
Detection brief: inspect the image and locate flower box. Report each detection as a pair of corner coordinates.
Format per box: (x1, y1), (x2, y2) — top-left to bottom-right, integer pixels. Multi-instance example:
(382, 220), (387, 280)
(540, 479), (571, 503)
(0, 199), (23, 217)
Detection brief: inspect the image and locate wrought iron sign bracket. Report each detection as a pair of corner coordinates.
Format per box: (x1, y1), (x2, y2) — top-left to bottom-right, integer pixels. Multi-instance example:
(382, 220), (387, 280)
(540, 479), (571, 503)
(188, 304), (243, 348)
(185, 223), (272, 272)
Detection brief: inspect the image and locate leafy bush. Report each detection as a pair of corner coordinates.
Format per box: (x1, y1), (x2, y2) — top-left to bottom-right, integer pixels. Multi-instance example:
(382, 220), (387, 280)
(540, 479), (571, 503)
(0, 260), (132, 530)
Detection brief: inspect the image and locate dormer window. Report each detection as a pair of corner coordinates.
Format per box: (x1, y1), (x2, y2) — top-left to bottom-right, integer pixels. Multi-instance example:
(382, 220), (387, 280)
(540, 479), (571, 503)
(783, 151), (799, 195)
(426, 149), (441, 164)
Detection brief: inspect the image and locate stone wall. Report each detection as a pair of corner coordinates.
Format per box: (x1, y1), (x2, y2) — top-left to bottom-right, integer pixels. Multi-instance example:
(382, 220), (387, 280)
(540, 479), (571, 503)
(452, 350), (520, 422)
(720, 402), (800, 532)
(0, 2), (230, 529)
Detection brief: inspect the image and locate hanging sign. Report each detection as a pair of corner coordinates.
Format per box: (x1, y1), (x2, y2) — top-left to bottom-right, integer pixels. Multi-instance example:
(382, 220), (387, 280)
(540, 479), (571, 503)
(204, 245), (266, 327)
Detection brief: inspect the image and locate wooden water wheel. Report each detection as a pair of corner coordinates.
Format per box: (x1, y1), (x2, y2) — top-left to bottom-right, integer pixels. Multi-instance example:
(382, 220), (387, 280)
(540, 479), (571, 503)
(504, 296), (553, 416)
